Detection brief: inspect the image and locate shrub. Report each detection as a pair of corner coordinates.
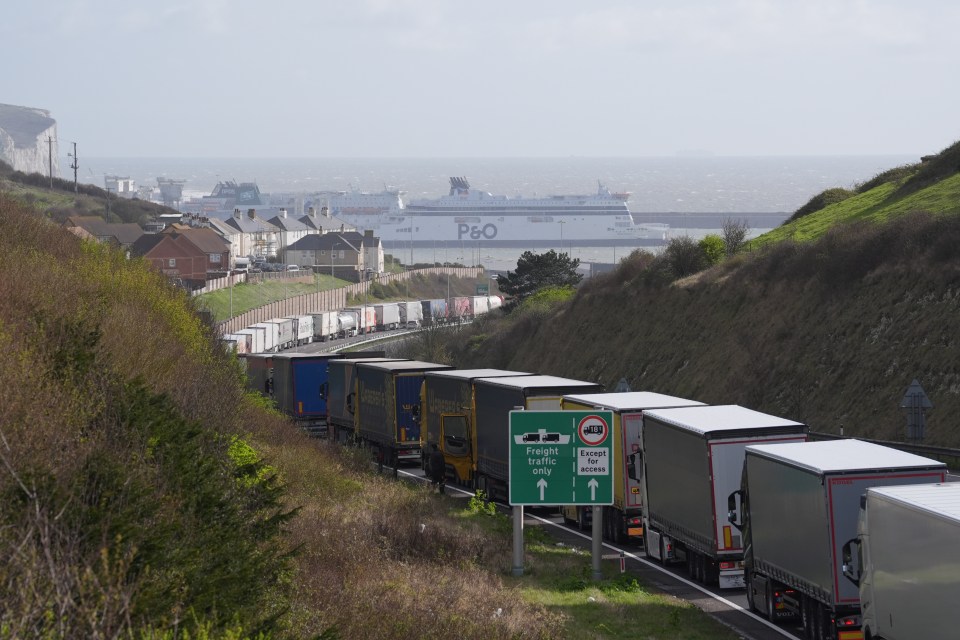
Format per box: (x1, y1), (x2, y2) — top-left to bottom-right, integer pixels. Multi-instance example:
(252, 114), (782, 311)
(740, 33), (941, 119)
(785, 187), (855, 223)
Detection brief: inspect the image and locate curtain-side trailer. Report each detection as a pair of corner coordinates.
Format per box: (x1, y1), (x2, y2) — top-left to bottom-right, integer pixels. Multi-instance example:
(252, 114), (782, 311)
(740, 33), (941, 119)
(421, 369), (532, 485)
(374, 303), (401, 331)
(398, 301), (424, 328)
(271, 353), (343, 436)
(242, 353), (274, 397)
(421, 299), (447, 325)
(559, 392), (706, 543)
(472, 375), (604, 502)
(729, 439), (946, 640)
(842, 483), (960, 640)
(356, 360), (453, 476)
(641, 405), (808, 589)
(326, 356), (402, 442)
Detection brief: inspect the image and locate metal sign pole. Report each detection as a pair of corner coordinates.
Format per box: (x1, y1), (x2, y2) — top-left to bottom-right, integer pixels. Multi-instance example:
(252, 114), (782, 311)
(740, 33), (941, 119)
(592, 505), (603, 580)
(512, 505), (524, 577)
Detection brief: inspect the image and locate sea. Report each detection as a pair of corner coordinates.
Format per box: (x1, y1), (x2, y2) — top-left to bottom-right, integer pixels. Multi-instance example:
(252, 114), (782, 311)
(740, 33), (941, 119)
(79, 155), (916, 271)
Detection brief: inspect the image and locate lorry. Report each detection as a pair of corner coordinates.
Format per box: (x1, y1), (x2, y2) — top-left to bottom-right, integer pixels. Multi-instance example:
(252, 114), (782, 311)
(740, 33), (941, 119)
(640, 405), (808, 589)
(311, 311), (340, 342)
(450, 297), (471, 320)
(374, 303), (401, 331)
(249, 323), (280, 352)
(421, 299), (447, 325)
(234, 328), (264, 353)
(262, 318), (295, 350)
(472, 374), (604, 502)
(842, 482), (960, 640)
(242, 353), (274, 397)
(326, 356), (403, 443)
(270, 353), (343, 436)
(223, 332), (252, 354)
(284, 315), (314, 346)
(559, 392), (706, 542)
(727, 439), (946, 639)
(398, 301), (424, 328)
(420, 369), (532, 486)
(355, 360), (453, 474)
(470, 295), (490, 317)
(344, 306), (377, 335)
(337, 311), (358, 338)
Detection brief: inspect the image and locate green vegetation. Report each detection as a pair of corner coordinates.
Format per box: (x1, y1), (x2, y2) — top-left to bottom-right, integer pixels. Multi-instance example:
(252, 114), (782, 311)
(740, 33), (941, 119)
(196, 274), (349, 321)
(413, 140), (960, 449)
(498, 250), (582, 306)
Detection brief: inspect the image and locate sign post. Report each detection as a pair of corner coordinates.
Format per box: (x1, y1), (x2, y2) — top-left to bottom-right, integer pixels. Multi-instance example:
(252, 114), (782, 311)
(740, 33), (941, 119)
(509, 410), (613, 577)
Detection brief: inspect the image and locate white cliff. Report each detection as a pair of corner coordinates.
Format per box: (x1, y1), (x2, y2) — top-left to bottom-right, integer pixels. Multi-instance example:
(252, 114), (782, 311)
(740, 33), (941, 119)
(0, 103), (59, 177)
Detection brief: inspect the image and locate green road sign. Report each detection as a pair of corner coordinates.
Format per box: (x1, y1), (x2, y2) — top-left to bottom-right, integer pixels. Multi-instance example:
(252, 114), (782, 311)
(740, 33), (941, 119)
(508, 410), (614, 506)
(476, 284), (489, 295)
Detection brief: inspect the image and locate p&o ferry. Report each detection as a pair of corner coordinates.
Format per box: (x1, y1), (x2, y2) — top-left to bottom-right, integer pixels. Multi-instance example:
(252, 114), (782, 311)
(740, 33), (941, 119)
(325, 177), (668, 249)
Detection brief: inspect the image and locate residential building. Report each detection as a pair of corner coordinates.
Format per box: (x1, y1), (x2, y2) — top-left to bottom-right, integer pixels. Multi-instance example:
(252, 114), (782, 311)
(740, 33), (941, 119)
(285, 230), (383, 281)
(299, 206), (356, 235)
(64, 216), (144, 252)
(217, 209), (279, 260)
(266, 209), (311, 261)
(130, 224), (230, 288)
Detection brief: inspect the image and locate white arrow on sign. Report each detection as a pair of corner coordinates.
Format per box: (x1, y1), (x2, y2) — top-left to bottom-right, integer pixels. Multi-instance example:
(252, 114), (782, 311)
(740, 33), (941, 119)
(588, 478), (599, 501)
(537, 478), (548, 501)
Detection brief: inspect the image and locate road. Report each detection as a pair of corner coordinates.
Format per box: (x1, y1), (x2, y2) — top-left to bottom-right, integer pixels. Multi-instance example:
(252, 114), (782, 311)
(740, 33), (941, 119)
(388, 462), (805, 640)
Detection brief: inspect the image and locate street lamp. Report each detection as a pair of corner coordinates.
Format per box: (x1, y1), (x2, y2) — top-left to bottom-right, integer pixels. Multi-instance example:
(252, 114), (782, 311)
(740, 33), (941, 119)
(558, 220), (566, 254)
(331, 241), (338, 279)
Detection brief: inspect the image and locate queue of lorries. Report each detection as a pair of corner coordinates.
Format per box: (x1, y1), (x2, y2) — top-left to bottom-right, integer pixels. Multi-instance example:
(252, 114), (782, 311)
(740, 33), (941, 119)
(238, 350), (960, 640)
(221, 295), (503, 354)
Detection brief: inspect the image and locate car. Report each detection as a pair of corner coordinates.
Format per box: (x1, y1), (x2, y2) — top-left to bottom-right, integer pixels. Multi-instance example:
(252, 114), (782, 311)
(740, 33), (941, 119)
(286, 265), (300, 272)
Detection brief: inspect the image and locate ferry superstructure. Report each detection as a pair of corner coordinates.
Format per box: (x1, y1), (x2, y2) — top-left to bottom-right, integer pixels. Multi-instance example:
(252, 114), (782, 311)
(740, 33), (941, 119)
(324, 177), (668, 248)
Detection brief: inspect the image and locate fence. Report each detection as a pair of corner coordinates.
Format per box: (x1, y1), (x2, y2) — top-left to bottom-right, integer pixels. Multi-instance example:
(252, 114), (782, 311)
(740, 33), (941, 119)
(217, 266), (483, 335)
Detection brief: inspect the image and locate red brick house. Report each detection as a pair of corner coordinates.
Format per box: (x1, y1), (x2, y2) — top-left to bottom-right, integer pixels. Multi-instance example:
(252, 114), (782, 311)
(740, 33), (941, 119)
(130, 225), (230, 288)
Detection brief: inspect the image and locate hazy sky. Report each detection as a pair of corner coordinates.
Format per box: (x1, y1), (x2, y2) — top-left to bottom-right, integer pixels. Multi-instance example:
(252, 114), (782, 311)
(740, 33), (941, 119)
(3, 0), (957, 158)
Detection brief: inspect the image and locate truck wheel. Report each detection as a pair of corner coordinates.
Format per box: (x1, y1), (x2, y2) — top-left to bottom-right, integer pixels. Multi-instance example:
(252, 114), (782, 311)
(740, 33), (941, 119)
(577, 508), (588, 531)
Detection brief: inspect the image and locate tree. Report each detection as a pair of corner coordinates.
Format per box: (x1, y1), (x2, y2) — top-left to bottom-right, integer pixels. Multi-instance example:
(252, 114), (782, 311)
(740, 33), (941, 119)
(722, 217), (751, 255)
(497, 250), (582, 302)
(699, 234), (725, 266)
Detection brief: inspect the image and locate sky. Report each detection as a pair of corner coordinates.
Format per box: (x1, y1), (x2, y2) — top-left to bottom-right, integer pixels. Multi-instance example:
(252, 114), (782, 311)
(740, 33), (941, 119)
(3, 0), (958, 158)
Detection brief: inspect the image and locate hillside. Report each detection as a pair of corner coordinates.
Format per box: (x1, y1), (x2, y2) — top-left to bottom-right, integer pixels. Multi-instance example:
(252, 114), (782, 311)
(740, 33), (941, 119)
(0, 192), (570, 638)
(0, 159), (180, 225)
(438, 141), (960, 447)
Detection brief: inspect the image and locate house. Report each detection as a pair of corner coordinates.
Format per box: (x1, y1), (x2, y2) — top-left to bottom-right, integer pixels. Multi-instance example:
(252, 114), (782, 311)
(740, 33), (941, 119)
(285, 230), (384, 281)
(130, 225), (231, 288)
(64, 216), (145, 252)
(299, 206), (356, 235)
(217, 209), (280, 260)
(265, 209), (311, 261)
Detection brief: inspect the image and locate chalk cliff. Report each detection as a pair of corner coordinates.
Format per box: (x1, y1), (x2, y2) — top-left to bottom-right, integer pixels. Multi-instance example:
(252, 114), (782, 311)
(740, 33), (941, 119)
(0, 103), (59, 176)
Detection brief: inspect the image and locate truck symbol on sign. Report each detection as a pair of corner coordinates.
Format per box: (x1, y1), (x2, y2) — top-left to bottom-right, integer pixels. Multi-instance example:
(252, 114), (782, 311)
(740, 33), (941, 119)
(514, 429), (571, 445)
(583, 424), (603, 435)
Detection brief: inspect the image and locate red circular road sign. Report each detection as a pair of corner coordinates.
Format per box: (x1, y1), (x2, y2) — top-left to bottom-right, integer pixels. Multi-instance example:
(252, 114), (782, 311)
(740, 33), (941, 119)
(577, 414), (609, 446)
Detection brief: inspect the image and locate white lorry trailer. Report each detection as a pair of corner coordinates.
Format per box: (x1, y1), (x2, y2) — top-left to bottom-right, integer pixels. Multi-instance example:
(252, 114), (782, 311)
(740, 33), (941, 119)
(841, 482), (960, 640)
(640, 405), (808, 589)
(284, 315), (314, 346)
(311, 311), (339, 342)
(398, 301), (424, 328)
(374, 303), (401, 331)
(729, 439), (947, 640)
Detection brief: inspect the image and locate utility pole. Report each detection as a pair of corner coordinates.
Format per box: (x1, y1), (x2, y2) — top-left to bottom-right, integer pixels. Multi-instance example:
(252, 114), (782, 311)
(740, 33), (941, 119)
(47, 136), (54, 188)
(68, 142), (78, 193)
